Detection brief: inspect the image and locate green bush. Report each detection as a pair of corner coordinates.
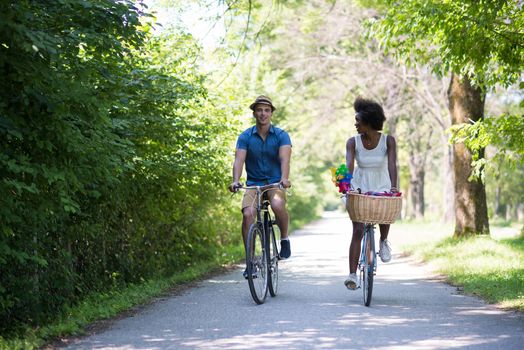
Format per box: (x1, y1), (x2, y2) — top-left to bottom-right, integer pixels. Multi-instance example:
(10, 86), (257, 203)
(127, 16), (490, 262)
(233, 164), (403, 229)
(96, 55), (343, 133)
(0, 1), (240, 335)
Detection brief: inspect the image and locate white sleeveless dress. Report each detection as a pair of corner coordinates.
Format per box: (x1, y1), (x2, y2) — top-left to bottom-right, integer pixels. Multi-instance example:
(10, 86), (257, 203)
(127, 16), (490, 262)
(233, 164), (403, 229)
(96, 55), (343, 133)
(351, 134), (391, 193)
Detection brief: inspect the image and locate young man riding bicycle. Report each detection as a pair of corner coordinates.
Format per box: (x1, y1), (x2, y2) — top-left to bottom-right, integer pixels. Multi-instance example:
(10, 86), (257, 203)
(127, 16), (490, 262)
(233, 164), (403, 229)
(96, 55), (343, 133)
(228, 95), (292, 278)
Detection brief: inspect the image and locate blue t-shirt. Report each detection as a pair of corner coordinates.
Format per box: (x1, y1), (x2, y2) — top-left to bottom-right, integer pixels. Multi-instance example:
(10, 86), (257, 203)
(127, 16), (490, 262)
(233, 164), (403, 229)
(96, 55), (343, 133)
(236, 125), (292, 186)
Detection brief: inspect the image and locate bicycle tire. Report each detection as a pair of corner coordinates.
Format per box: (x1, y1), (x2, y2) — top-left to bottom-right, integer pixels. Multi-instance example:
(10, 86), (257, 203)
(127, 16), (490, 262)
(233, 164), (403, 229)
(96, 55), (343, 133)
(246, 223), (268, 304)
(267, 221), (279, 297)
(363, 226), (375, 306)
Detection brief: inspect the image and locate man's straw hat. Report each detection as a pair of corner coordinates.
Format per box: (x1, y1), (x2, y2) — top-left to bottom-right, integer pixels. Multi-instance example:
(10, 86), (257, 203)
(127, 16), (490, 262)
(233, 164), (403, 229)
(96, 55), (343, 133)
(249, 95), (276, 111)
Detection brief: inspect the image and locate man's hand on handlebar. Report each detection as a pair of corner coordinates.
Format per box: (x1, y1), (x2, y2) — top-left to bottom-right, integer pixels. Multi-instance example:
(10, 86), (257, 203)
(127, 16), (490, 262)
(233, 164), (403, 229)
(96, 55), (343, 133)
(229, 182), (243, 193)
(279, 179), (291, 189)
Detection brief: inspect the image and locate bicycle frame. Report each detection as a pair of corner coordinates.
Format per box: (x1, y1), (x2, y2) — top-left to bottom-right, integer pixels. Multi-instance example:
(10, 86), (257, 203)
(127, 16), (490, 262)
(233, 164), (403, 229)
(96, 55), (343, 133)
(248, 184), (281, 265)
(359, 224), (377, 272)
(245, 183), (280, 238)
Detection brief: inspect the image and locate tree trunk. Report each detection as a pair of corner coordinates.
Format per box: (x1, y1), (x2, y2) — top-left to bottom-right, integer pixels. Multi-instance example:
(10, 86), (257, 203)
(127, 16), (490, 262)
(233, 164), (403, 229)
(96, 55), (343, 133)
(518, 203), (524, 222)
(494, 185), (501, 218)
(448, 73), (490, 236)
(411, 168), (425, 219)
(408, 158), (425, 219)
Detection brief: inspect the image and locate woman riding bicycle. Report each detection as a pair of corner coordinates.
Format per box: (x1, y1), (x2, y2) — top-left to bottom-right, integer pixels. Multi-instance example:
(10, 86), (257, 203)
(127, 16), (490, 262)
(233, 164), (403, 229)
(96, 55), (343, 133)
(344, 97), (399, 290)
(228, 96), (292, 279)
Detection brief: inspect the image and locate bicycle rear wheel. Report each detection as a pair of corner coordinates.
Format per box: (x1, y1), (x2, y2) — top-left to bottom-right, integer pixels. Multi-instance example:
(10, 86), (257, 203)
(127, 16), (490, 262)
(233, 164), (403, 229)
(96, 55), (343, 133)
(247, 223), (268, 304)
(267, 222), (279, 297)
(362, 226), (375, 306)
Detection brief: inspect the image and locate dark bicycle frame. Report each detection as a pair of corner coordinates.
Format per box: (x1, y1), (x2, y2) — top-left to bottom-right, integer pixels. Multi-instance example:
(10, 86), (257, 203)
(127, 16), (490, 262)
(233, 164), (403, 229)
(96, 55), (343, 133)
(241, 183), (282, 304)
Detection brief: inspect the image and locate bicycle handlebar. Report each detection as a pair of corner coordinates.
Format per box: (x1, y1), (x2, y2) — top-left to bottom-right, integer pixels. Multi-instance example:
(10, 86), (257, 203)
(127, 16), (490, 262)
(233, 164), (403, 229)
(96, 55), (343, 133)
(230, 182), (292, 198)
(235, 182), (285, 192)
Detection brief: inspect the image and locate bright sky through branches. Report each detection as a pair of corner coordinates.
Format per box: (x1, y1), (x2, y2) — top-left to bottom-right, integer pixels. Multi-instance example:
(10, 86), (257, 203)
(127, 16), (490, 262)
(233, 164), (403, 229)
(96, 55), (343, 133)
(142, 0), (226, 49)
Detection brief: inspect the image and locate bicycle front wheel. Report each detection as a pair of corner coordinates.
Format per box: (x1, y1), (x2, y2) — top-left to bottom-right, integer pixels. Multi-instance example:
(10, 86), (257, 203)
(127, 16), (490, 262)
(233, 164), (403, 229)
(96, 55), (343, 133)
(246, 223), (268, 304)
(362, 227), (375, 306)
(267, 222), (279, 297)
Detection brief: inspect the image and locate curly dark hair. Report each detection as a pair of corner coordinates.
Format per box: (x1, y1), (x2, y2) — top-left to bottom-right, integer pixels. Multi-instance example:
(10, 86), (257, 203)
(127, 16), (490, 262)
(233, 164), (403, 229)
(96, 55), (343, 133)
(353, 96), (386, 130)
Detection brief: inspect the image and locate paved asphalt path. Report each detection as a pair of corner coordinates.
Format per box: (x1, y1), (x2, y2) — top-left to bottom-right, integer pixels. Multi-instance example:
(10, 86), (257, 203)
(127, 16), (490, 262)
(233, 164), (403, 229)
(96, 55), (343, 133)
(64, 212), (524, 350)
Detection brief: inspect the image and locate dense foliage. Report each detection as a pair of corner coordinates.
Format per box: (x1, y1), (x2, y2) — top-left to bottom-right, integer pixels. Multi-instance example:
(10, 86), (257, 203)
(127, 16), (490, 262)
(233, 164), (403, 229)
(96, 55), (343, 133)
(0, 0), (240, 334)
(366, 0), (523, 88)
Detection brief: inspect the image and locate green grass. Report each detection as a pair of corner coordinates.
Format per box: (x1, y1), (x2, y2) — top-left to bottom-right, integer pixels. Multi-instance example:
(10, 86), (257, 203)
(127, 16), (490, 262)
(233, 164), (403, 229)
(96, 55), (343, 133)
(0, 244), (245, 350)
(401, 226), (524, 312)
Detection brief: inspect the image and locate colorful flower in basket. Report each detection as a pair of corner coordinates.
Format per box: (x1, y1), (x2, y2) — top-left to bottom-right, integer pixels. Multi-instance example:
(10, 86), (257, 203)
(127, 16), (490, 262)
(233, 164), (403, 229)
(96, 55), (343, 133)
(330, 164), (352, 193)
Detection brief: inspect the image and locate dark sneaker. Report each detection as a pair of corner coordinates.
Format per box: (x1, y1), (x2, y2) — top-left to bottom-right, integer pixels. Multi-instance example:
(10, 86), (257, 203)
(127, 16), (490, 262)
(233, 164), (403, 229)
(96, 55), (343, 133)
(279, 239), (291, 259)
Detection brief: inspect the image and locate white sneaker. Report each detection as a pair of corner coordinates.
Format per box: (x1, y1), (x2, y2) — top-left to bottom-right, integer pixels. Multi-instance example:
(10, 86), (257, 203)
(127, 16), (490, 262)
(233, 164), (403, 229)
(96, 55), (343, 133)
(344, 273), (359, 290)
(379, 239), (392, 263)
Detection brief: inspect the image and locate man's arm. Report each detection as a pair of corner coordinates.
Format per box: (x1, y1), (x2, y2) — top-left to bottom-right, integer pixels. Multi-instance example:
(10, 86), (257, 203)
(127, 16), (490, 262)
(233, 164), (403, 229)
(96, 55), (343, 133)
(229, 149), (247, 192)
(279, 145), (292, 188)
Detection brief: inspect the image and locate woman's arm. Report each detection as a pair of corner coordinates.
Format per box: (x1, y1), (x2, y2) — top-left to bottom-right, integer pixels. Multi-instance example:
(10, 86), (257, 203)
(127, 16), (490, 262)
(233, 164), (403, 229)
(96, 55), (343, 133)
(346, 137), (356, 174)
(386, 135), (398, 192)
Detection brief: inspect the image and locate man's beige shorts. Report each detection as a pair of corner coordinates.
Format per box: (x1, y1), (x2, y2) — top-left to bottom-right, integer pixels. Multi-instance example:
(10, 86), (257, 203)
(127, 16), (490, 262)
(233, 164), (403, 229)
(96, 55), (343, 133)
(242, 188), (287, 211)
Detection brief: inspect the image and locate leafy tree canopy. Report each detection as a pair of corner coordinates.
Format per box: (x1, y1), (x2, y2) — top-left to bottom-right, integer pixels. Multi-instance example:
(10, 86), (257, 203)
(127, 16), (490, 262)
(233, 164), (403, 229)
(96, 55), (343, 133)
(365, 0), (524, 88)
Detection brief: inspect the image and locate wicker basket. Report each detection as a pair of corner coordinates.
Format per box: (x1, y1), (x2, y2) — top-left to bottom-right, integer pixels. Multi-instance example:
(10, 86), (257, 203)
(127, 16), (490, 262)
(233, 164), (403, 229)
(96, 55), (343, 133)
(346, 192), (402, 224)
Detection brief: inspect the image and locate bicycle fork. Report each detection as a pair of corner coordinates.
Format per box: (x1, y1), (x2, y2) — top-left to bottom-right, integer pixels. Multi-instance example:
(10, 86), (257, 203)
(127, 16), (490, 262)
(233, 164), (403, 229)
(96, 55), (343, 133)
(358, 226), (377, 280)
